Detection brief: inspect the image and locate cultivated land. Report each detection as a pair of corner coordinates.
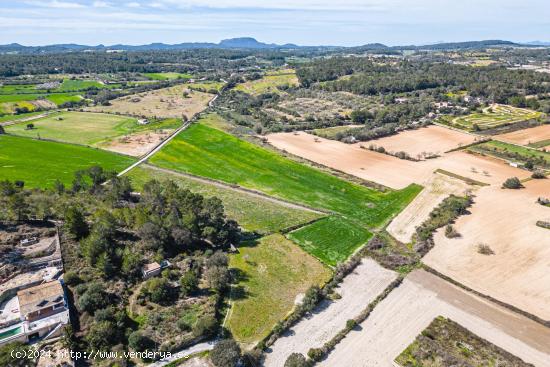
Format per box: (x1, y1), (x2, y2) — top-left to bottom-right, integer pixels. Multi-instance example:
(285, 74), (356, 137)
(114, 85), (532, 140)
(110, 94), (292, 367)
(143, 72), (193, 80)
(312, 125), (363, 139)
(227, 234), (331, 346)
(396, 316), (535, 367)
(5, 111), (138, 146)
(287, 216), (373, 266)
(234, 70), (299, 95)
(264, 259), (396, 367)
(447, 104), (542, 131)
(319, 270), (550, 367)
(0, 135), (136, 188)
(370, 125), (477, 157)
(496, 124), (550, 148)
(88, 84), (211, 119)
(126, 165), (323, 235)
(267, 131), (530, 189)
(469, 140), (550, 168)
(149, 122), (421, 228)
(387, 173), (472, 243)
(424, 179), (550, 320)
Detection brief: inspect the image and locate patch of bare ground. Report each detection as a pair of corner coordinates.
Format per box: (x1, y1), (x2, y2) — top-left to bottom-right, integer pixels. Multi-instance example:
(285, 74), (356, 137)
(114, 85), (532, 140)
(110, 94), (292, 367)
(87, 85), (211, 119)
(263, 259), (396, 367)
(370, 125), (478, 158)
(495, 124), (550, 147)
(266, 131), (530, 189)
(31, 99), (57, 110)
(99, 130), (173, 157)
(319, 270), (550, 367)
(424, 178), (550, 321)
(387, 173), (473, 243)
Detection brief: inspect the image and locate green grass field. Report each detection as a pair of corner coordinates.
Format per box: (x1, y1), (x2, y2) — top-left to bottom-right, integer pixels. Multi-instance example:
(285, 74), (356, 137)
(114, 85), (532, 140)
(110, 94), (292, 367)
(56, 79), (104, 91)
(0, 135), (136, 188)
(188, 81), (225, 93)
(143, 72), (193, 80)
(149, 121), (421, 228)
(126, 165), (323, 234)
(234, 70), (298, 95)
(6, 112), (181, 147)
(228, 234), (331, 345)
(468, 140), (550, 168)
(0, 111), (46, 123)
(449, 104), (542, 131)
(287, 216), (373, 266)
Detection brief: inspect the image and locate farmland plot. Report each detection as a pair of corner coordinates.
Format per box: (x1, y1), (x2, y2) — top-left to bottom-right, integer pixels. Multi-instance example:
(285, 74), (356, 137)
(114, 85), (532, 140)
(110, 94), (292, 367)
(264, 259), (396, 367)
(496, 124), (550, 148)
(88, 84), (211, 119)
(320, 270), (550, 367)
(449, 104), (542, 131)
(0, 135), (136, 188)
(234, 70), (298, 95)
(424, 179), (550, 320)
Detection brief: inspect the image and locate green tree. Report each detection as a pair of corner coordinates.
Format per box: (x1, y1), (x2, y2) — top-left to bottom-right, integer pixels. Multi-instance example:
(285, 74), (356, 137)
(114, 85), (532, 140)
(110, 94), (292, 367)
(64, 206), (89, 240)
(210, 339), (241, 367)
(192, 315), (217, 337)
(285, 353), (308, 367)
(0, 342), (36, 367)
(128, 331), (154, 352)
(180, 271), (198, 296)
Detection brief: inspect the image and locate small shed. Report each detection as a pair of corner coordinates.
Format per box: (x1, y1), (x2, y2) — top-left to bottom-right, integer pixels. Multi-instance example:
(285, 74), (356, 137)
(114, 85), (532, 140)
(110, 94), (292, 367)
(142, 262), (161, 279)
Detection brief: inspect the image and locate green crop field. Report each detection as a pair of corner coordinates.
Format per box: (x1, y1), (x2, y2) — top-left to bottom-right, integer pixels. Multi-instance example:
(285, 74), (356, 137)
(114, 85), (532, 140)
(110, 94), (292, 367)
(56, 79), (104, 91)
(469, 140), (550, 168)
(228, 234), (331, 345)
(0, 111), (46, 123)
(143, 72), (193, 80)
(234, 70), (298, 95)
(287, 216), (373, 266)
(149, 121), (421, 228)
(6, 112), (181, 147)
(0, 135), (136, 188)
(448, 104), (542, 131)
(126, 165), (323, 234)
(45, 93), (83, 105)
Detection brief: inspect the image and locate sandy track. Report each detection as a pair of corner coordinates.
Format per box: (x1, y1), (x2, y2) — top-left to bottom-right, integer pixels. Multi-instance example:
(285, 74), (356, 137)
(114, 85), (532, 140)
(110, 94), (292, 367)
(369, 125), (477, 157)
(320, 270), (550, 367)
(267, 132), (529, 189)
(424, 179), (550, 320)
(263, 259), (396, 367)
(495, 124), (550, 147)
(387, 173), (472, 243)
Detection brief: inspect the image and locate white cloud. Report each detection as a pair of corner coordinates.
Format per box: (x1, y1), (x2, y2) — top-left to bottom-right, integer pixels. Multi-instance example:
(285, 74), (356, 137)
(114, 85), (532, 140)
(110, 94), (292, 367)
(125, 2), (140, 7)
(24, 0), (85, 8)
(93, 1), (109, 7)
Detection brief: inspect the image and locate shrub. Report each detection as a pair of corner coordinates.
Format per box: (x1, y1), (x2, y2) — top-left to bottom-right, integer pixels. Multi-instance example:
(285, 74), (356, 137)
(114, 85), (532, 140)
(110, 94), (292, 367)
(284, 353), (309, 367)
(210, 339), (241, 367)
(63, 271), (82, 286)
(128, 331), (154, 353)
(532, 170), (546, 179)
(192, 315), (218, 337)
(346, 319), (357, 330)
(477, 243), (495, 255)
(307, 348), (324, 361)
(502, 177), (523, 189)
(444, 224), (459, 238)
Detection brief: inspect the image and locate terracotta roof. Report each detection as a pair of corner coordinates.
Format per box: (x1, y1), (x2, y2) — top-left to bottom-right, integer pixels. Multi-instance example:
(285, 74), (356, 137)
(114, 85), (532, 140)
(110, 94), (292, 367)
(17, 281), (64, 316)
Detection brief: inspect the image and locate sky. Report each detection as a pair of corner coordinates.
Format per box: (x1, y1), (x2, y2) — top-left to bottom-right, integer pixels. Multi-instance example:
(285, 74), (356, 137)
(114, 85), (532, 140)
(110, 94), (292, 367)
(1, 0), (549, 46)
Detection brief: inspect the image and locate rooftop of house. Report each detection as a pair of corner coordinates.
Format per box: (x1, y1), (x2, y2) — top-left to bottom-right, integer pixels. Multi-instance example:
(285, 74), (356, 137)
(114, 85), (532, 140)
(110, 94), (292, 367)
(143, 262), (161, 273)
(17, 281), (64, 316)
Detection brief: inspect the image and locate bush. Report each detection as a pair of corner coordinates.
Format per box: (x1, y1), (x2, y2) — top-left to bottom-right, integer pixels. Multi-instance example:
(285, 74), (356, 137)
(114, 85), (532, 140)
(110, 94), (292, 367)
(192, 315), (218, 337)
(128, 331), (154, 353)
(444, 224), (459, 238)
(307, 348), (324, 361)
(532, 170), (546, 179)
(502, 177), (523, 189)
(477, 243), (495, 255)
(63, 271), (82, 286)
(210, 339), (241, 367)
(285, 353), (309, 367)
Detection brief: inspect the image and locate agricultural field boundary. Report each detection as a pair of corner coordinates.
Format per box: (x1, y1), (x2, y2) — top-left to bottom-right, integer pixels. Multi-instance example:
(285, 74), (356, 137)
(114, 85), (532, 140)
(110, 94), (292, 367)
(0, 110), (60, 127)
(138, 164), (328, 215)
(434, 169), (490, 186)
(423, 266), (550, 328)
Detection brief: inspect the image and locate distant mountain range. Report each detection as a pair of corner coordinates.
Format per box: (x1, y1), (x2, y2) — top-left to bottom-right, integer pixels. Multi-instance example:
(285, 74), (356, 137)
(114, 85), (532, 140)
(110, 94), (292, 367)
(0, 38), (543, 54)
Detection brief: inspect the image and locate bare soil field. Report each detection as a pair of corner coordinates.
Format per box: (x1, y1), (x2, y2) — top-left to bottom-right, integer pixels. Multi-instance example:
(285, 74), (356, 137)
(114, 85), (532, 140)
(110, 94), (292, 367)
(319, 270), (550, 367)
(387, 173), (472, 243)
(496, 124), (550, 147)
(263, 259), (396, 367)
(369, 125), (477, 158)
(99, 130), (171, 156)
(424, 178), (550, 321)
(88, 85), (211, 118)
(267, 132), (530, 189)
